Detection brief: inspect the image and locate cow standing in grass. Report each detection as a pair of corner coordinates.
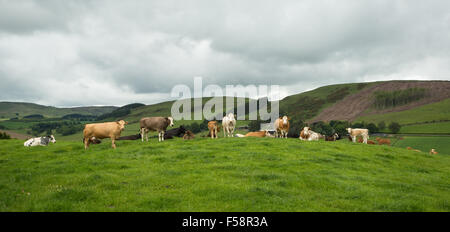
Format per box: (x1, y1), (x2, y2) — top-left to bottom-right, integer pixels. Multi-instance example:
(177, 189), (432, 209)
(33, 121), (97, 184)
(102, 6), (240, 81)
(347, 128), (369, 144)
(222, 113), (236, 137)
(140, 117), (174, 142)
(83, 120), (128, 149)
(274, 116), (290, 138)
(208, 121), (220, 139)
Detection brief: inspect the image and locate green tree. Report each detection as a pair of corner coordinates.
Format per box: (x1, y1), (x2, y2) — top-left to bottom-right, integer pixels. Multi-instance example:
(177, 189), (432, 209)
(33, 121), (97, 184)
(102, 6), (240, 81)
(388, 122), (401, 134)
(378, 121), (386, 131)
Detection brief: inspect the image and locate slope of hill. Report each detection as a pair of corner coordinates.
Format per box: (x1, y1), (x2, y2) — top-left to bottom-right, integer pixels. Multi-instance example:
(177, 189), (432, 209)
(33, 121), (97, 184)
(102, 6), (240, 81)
(0, 102), (117, 119)
(308, 80), (450, 123)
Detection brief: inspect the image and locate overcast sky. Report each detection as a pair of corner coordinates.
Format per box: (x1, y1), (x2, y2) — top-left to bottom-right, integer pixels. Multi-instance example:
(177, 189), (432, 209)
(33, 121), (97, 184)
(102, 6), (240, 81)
(0, 0), (449, 107)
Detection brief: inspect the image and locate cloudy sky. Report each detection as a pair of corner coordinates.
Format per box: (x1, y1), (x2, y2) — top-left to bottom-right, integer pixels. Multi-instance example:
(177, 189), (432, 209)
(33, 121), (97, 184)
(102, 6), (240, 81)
(0, 0), (449, 107)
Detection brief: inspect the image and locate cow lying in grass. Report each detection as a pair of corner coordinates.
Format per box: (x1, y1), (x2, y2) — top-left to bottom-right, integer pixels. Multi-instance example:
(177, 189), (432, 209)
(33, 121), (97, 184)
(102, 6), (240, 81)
(24, 135), (56, 147)
(325, 133), (339, 141)
(429, 149), (438, 155)
(117, 134), (142, 140)
(235, 130), (272, 138)
(183, 130), (195, 140)
(376, 137), (391, 146)
(299, 127), (322, 141)
(407, 147), (421, 152)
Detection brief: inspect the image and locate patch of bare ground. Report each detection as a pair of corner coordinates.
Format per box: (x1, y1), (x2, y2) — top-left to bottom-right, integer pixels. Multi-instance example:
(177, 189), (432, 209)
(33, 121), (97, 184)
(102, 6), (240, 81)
(0, 130), (31, 140)
(308, 80), (450, 123)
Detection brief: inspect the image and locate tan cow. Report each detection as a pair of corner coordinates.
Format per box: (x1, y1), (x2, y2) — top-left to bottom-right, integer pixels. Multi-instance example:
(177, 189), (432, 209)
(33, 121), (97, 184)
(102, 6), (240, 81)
(83, 120), (128, 149)
(208, 121), (220, 139)
(429, 149), (438, 155)
(236, 130), (272, 138)
(183, 130), (195, 140)
(347, 128), (369, 144)
(274, 116), (290, 138)
(376, 137), (391, 146)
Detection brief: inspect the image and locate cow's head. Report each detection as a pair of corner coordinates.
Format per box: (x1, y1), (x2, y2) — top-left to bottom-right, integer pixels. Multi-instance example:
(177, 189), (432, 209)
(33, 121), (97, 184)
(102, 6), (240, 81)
(49, 135), (56, 143)
(117, 120), (128, 130)
(227, 113), (235, 120)
(346, 128), (352, 134)
(303, 127), (310, 133)
(167, 117), (174, 127)
(282, 116), (290, 125)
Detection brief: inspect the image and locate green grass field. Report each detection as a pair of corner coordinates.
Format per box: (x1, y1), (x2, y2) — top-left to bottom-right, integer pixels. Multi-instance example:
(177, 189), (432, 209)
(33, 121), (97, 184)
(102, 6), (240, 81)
(1, 137), (449, 212)
(391, 136), (450, 155)
(399, 121), (450, 134)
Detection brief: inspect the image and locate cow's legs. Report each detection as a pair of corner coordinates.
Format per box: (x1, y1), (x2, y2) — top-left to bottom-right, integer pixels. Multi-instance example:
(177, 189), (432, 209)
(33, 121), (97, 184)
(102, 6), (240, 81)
(162, 131), (165, 141)
(111, 138), (116, 149)
(352, 136), (356, 143)
(215, 128), (218, 139)
(140, 128), (145, 142)
(84, 137), (90, 150)
(363, 135), (368, 144)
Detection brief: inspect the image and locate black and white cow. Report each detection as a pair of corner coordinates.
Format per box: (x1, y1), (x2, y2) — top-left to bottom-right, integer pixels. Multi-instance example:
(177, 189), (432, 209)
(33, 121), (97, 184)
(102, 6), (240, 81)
(24, 135), (56, 147)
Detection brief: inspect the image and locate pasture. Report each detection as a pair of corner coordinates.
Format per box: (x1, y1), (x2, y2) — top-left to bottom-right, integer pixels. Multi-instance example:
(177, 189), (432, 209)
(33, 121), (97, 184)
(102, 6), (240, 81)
(0, 137), (449, 212)
(392, 136), (450, 155)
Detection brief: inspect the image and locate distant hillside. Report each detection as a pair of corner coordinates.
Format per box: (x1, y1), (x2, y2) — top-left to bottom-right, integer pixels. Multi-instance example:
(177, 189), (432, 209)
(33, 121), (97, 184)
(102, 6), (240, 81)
(0, 102), (117, 119)
(308, 80), (450, 123)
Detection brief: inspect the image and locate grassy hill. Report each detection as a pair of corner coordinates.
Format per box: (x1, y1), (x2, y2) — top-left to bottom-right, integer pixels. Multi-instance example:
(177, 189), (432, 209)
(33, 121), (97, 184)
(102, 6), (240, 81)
(0, 138), (448, 211)
(0, 102), (117, 119)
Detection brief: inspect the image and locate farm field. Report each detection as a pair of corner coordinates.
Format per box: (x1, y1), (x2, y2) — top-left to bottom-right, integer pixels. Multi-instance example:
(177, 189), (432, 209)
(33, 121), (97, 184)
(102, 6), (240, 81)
(399, 121), (450, 134)
(391, 136), (450, 155)
(1, 138), (449, 212)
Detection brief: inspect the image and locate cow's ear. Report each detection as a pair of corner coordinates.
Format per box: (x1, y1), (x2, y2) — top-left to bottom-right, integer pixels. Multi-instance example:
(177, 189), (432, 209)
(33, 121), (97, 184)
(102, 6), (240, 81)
(287, 117), (291, 120)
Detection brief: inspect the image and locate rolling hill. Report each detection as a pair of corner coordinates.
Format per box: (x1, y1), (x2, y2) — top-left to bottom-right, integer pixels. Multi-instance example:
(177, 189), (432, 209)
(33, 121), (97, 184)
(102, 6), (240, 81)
(0, 102), (117, 119)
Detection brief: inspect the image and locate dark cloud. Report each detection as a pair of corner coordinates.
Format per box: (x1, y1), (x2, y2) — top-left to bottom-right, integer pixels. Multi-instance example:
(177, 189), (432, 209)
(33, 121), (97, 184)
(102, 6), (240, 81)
(0, 0), (449, 106)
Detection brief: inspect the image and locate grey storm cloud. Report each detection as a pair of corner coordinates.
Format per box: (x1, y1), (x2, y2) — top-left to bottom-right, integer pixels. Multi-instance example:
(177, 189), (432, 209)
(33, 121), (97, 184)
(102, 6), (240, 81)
(0, 0), (449, 106)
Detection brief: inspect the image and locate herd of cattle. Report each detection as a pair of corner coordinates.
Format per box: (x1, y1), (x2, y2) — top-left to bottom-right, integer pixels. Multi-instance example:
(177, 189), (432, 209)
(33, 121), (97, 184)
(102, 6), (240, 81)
(21, 113), (439, 154)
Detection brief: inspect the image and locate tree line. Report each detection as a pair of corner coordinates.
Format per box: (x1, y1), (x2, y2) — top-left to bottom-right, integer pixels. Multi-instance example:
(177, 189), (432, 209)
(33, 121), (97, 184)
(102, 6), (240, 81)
(373, 88), (427, 109)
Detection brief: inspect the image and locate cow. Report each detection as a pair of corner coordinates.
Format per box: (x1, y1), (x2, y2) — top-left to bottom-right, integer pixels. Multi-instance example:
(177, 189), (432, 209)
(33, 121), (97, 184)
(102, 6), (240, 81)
(117, 134), (142, 140)
(429, 149), (438, 155)
(82, 136), (102, 144)
(274, 116), (290, 138)
(299, 127), (322, 141)
(24, 135), (56, 147)
(347, 128), (369, 144)
(376, 137), (391, 146)
(164, 126), (187, 139)
(222, 113), (236, 137)
(208, 121), (220, 139)
(407, 147), (422, 152)
(183, 130), (195, 140)
(140, 117), (174, 142)
(236, 130), (272, 138)
(83, 120), (128, 149)
(325, 133), (339, 141)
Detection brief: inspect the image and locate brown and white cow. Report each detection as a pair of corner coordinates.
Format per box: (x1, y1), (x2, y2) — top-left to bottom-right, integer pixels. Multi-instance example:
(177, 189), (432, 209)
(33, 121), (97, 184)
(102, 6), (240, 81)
(183, 130), (195, 140)
(140, 117), (174, 142)
(274, 116), (290, 138)
(208, 121), (220, 139)
(347, 128), (369, 144)
(299, 127), (322, 141)
(83, 120), (128, 149)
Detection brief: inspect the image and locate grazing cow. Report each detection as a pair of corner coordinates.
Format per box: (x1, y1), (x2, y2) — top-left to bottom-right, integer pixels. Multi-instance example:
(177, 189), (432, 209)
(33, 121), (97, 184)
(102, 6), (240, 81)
(325, 133), (339, 141)
(222, 113), (236, 137)
(429, 149), (438, 155)
(299, 127), (321, 141)
(274, 116), (290, 138)
(164, 126), (187, 139)
(117, 134), (142, 140)
(83, 120), (127, 149)
(376, 137), (391, 146)
(208, 121), (220, 139)
(24, 135), (56, 147)
(236, 130), (272, 138)
(183, 130), (195, 140)
(140, 117), (174, 142)
(347, 128), (369, 144)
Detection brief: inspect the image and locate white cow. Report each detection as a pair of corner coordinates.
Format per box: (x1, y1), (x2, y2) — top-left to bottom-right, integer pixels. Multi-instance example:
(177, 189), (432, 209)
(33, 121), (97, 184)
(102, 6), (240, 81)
(24, 135), (56, 147)
(347, 128), (369, 144)
(222, 113), (236, 137)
